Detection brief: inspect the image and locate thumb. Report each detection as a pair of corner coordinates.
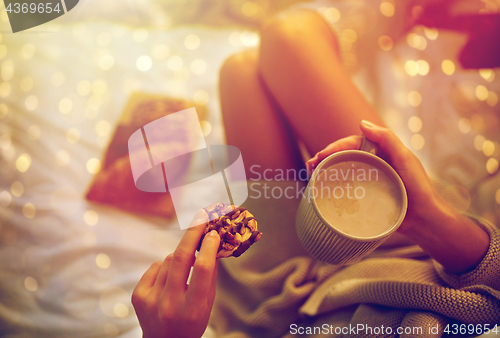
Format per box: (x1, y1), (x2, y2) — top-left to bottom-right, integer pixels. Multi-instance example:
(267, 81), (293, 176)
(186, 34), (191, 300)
(359, 120), (412, 168)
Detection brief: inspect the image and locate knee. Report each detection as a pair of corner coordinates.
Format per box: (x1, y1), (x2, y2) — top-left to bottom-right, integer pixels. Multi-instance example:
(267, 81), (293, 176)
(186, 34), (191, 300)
(219, 49), (259, 87)
(260, 9), (337, 54)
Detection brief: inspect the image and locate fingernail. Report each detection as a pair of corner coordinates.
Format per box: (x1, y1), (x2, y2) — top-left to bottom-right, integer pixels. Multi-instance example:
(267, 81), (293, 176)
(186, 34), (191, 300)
(208, 230), (219, 237)
(361, 120), (375, 128)
(194, 209), (207, 220)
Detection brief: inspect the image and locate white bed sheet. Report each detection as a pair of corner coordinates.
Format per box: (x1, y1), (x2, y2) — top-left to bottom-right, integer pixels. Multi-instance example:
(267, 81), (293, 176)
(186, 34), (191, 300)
(1, 0), (499, 337)
(0, 12), (252, 338)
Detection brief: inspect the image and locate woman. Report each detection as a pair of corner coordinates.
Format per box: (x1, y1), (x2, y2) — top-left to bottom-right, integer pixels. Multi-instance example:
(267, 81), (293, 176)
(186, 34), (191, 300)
(131, 5), (500, 338)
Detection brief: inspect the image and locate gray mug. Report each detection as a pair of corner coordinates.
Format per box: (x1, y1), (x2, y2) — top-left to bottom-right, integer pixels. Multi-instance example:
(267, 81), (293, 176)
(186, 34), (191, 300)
(295, 137), (408, 265)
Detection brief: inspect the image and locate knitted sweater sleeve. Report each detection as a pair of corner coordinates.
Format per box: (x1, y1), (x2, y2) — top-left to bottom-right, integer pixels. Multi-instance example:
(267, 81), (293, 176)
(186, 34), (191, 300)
(435, 215), (500, 290)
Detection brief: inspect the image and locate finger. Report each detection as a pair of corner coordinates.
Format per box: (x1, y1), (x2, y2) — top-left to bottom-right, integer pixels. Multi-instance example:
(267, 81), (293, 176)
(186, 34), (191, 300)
(186, 230), (220, 305)
(165, 209), (209, 298)
(306, 135), (363, 173)
(207, 259), (219, 310)
(359, 120), (414, 170)
(132, 261), (162, 301)
(150, 253), (173, 297)
(359, 120), (431, 189)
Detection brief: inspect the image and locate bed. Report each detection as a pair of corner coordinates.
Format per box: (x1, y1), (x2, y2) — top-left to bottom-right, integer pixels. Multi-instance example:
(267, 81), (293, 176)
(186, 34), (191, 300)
(0, 0), (498, 337)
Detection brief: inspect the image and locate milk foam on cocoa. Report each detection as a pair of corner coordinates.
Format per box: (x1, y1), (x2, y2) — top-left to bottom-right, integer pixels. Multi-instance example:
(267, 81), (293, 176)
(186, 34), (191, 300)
(314, 161), (401, 238)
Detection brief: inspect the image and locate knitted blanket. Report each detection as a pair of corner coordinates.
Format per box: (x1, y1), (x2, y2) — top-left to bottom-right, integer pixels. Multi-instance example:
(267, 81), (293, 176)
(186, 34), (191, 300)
(209, 182), (500, 338)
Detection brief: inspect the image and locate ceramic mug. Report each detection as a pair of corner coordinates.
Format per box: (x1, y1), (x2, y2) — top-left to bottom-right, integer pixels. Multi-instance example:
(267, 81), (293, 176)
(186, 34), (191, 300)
(295, 137), (408, 265)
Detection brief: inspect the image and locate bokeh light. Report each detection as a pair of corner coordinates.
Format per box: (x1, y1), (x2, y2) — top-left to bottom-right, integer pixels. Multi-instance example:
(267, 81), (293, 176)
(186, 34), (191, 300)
(11, 181), (24, 197)
(474, 135), (486, 151)
(378, 36), (393, 51)
(323, 7), (340, 22)
(441, 60), (455, 75)
(1, 61), (14, 81)
(59, 98), (73, 114)
(407, 33), (426, 50)
(200, 120), (212, 137)
(88, 97), (101, 112)
(415, 60), (429, 76)
(408, 91), (422, 107)
(174, 68), (190, 83)
(405, 60), (417, 76)
(471, 114), (484, 132)
(23, 203), (36, 219)
(97, 32), (112, 47)
(99, 287), (129, 318)
(113, 303), (129, 318)
(193, 90), (209, 105)
(380, 2), (395, 17)
(86, 158), (101, 174)
(486, 92), (498, 107)
(95, 120), (111, 137)
(384, 109), (402, 129)
(458, 118), (471, 134)
(411, 5), (424, 18)
(408, 116), (422, 132)
(242, 2), (259, 17)
(151, 44), (170, 60)
(84, 210), (99, 226)
(184, 34), (200, 50)
(56, 150), (71, 166)
(25, 95), (38, 111)
(136, 55), (152, 72)
(0, 190), (12, 207)
(66, 128), (80, 143)
(228, 31), (241, 47)
(16, 153), (31, 172)
(239, 30), (259, 47)
(92, 80), (107, 96)
(423, 27), (438, 40)
(475, 85), (488, 101)
(341, 29), (357, 44)
(96, 253), (110, 269)
(479, 69), (494, 82)
(77, 80), (92, 96)
(486, 158), (499, 174)
(99, 55), (115, 71)
(410, 134), (425, 150)
(24, 276), (38, 292)
(483, 140), (495, 157)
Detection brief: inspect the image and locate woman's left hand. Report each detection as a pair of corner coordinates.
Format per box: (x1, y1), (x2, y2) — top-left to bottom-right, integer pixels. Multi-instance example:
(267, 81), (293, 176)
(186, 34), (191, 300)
(306, 121), (490, 273)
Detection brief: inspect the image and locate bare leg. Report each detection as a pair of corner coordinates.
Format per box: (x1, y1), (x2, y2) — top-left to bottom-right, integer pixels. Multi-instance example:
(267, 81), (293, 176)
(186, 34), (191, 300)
(219, 50), (304, 181)
(258, 9), (386, 156)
